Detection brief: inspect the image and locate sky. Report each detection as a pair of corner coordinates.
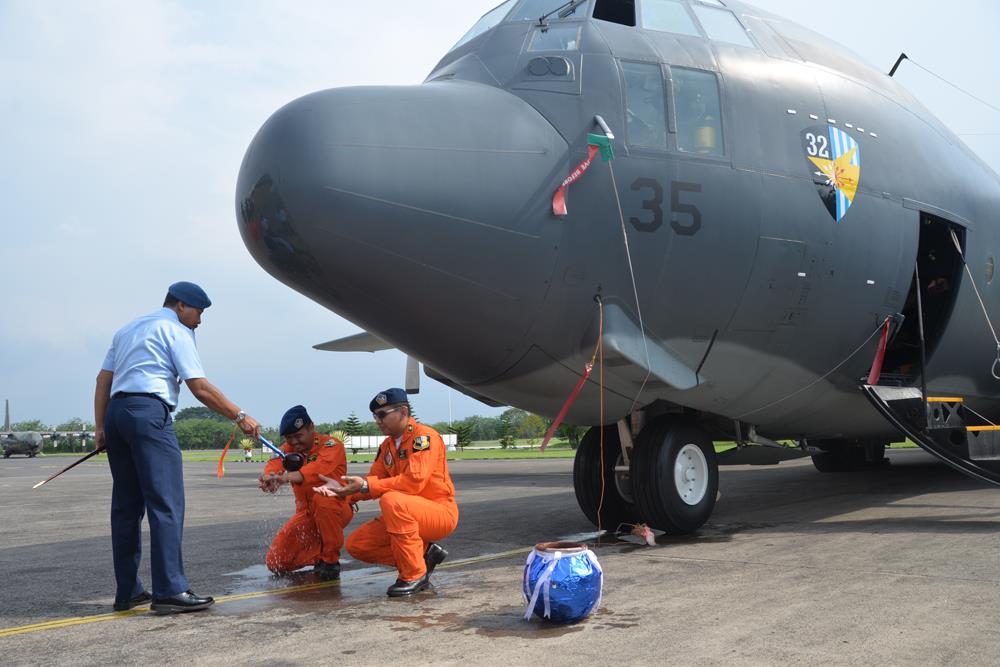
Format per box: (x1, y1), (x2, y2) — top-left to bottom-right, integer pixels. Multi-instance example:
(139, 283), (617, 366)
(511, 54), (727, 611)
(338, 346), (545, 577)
(1, 0), (997, 427)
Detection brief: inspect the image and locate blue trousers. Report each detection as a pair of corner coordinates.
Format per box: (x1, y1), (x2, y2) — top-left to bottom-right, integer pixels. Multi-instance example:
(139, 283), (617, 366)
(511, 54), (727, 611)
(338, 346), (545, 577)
(105, 396), (188, 600)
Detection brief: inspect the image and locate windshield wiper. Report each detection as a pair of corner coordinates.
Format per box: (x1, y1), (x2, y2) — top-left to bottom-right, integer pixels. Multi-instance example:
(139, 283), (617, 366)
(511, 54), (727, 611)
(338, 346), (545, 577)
(537, 0), (586, 30)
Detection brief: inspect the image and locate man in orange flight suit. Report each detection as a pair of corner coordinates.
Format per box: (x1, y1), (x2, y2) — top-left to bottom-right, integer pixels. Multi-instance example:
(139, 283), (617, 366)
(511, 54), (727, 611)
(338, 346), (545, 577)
(259, 405), (353, 580)
(314, 388), (457, 597)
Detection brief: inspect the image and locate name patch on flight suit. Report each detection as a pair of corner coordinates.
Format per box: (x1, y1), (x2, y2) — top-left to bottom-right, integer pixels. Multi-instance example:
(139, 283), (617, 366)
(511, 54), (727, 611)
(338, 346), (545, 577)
(413, 436), (431, 451)
(398, 448), (408, 460)
(307, 453), (318, 463)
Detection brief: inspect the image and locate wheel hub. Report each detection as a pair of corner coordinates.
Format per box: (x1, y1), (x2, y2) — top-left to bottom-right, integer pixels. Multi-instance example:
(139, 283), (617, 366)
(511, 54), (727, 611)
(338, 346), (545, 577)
(674, 443), (709, 506)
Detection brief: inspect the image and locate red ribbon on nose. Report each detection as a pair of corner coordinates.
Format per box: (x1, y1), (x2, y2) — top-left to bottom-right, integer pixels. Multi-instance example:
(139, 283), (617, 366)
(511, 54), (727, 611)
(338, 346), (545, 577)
(552, 144), (600, 216)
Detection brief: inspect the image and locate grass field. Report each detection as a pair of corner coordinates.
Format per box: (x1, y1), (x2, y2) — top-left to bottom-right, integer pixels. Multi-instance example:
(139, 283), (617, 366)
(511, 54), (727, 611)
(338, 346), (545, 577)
(36, 438), (920, 463)
(38, 439), (581, 462)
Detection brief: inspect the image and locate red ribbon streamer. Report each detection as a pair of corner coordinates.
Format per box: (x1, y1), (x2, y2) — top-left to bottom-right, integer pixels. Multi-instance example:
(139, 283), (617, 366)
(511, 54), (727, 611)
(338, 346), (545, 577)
(540, 362), (594, 452)
(866, 318), (892, 385)
(552, 144), (600, 216)
(540, 300), (604, 451)
(217, 427), (239, 478)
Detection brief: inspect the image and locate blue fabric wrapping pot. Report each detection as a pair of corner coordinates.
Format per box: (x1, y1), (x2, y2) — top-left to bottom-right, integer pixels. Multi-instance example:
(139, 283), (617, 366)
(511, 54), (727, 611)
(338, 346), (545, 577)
(523, 541), (603, 624)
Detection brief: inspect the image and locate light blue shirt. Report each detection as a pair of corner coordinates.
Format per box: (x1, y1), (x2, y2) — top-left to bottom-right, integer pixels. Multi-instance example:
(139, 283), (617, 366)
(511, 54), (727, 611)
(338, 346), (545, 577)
(102, 307), (206, 407)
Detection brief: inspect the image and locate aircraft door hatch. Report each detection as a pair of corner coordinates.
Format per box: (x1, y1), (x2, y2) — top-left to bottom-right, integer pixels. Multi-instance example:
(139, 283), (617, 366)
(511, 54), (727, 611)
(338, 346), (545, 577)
(881, 213), (965, 382)
(863, 214), (1000, 487)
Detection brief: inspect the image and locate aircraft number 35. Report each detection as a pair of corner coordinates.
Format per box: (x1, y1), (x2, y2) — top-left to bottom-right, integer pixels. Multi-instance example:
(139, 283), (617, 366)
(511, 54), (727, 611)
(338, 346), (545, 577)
(629, 178), (702, 236)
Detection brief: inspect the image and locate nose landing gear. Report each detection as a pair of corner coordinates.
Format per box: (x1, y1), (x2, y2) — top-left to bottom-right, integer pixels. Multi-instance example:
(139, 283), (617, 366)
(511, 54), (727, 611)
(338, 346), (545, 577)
(631, 420), (718, 533)
(573, 418), (719, 534)
(572, 424), (640, 529)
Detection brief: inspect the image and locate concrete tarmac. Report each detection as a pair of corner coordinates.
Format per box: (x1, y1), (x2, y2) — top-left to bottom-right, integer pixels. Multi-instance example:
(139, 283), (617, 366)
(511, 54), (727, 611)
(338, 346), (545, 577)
(1, 449), (999, 665)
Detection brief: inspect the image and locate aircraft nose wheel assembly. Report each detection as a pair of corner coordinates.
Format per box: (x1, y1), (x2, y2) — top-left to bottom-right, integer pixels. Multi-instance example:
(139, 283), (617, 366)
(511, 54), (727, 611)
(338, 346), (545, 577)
(573, 418), (719, 534)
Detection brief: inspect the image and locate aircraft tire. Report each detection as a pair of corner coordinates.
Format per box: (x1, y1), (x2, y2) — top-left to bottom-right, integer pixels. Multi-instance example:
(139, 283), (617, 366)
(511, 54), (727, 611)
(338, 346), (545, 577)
(631, 420), (718, 533)
(573, 425), (640, 530)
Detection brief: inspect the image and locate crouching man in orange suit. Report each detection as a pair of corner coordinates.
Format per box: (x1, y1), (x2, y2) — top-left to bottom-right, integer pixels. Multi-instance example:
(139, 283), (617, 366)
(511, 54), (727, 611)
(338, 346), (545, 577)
(314, 388), (457, 597)
(260, 405), (353, 580)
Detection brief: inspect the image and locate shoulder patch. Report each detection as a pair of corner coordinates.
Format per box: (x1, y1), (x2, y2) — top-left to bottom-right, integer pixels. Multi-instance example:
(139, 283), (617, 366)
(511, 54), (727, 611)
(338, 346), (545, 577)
(413, 435), (431, 451)
(324, 439), (335, 447)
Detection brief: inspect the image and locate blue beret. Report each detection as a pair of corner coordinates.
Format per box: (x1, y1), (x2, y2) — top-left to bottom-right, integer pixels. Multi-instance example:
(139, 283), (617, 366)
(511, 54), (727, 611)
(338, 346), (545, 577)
(279, 405), (312, 436)
(168, 281), (212, 309)
(370, 388), (408, 412)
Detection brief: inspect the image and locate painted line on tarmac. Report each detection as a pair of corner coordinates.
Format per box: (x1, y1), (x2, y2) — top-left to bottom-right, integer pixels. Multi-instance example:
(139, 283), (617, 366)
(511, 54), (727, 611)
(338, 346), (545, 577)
(0, 546), (531, 639)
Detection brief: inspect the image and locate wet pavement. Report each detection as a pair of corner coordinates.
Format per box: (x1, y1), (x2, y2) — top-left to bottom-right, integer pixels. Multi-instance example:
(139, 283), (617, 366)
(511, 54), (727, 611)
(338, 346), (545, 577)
(1, 450), (999, 664)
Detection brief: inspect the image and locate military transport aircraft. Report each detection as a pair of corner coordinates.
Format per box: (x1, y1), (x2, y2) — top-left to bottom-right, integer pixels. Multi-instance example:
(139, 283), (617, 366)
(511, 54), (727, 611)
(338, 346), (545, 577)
(235, 0), (1000, 533)
(1, 400), (93, 458)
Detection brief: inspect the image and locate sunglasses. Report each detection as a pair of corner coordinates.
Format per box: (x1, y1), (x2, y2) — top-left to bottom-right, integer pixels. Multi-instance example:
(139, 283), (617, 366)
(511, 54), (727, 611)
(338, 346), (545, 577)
(372, 407), (401, 421)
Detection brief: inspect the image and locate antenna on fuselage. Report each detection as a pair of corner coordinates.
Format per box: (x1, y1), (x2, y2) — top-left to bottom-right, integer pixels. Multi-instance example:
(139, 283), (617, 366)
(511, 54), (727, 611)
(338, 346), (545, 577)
(3, 399), (9, 432)
(890, 55), (1000, 117)
(888, 52), (909, 77)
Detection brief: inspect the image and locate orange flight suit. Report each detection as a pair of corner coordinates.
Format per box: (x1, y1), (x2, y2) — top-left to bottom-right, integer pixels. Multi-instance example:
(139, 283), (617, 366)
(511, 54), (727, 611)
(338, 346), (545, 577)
(346, 419), (458, 581)
(264, 433), (354, 573)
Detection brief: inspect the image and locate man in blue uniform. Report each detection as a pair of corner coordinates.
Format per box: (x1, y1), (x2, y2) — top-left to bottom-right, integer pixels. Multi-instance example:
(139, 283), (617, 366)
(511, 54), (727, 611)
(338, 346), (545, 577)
(94, 281), (261, 614)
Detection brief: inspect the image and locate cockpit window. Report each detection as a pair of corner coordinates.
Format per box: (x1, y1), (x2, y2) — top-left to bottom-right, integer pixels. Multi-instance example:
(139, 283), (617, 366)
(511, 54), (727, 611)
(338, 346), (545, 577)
(593, 0), (636, 26)
(623, 61), (668, 149)
(510, 0), (586, 21)
(528, 25), (583, 51)
(639, 0), (700, 37)
(452, 0), (518, 51)
(672, 68), (724, 155)
(690, 5), (754, 48)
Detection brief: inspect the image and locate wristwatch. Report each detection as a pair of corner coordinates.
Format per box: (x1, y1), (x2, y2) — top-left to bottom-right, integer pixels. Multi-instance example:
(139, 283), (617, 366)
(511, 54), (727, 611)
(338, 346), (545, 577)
(361, 479), (369, 494)
(235, 410), (247, 423)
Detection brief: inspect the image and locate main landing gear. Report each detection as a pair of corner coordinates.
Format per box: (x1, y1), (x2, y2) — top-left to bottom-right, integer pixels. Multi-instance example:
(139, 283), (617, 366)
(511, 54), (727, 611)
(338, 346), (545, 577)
(573, 418), (719, 534)
(809, 439), (889, 473)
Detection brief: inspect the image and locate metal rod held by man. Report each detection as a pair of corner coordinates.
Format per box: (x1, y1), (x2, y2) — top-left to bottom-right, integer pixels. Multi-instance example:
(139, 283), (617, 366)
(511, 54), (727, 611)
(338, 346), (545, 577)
(32, 447), (106, 489)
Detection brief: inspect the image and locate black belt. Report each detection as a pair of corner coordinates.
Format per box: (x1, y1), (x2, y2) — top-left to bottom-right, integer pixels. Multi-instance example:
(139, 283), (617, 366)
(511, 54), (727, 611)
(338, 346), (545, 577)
(112, 392), (176, 412)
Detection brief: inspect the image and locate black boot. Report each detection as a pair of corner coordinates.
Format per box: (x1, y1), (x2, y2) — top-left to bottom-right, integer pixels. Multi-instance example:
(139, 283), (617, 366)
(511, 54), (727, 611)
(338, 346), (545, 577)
(386, 575), (430, 597)
(424, 543), (448, 576)
(313, 560), (341, 581)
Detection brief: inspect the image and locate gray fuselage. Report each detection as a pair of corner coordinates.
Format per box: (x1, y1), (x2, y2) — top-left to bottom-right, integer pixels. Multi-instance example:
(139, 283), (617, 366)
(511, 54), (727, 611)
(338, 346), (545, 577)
(236, 0), (1000, 440)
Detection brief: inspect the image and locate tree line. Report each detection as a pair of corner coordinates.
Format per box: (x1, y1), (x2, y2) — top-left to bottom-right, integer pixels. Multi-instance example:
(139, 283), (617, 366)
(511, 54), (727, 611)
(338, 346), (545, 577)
(10, 407), (587, 452)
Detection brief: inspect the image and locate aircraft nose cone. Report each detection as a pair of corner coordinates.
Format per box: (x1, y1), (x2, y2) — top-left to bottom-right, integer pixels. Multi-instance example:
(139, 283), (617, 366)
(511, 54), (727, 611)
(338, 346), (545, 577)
(236, 82), (568, 383)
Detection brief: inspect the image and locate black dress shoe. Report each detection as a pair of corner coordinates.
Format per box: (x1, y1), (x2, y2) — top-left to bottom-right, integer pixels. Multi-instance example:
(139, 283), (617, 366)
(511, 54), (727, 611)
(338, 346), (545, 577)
(424, 543), (448, 576)
(313, 560), (341, 581)
(150, 590), (215, 614)
(386, 575), (430, 597)
(113, 591), (151, 611)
